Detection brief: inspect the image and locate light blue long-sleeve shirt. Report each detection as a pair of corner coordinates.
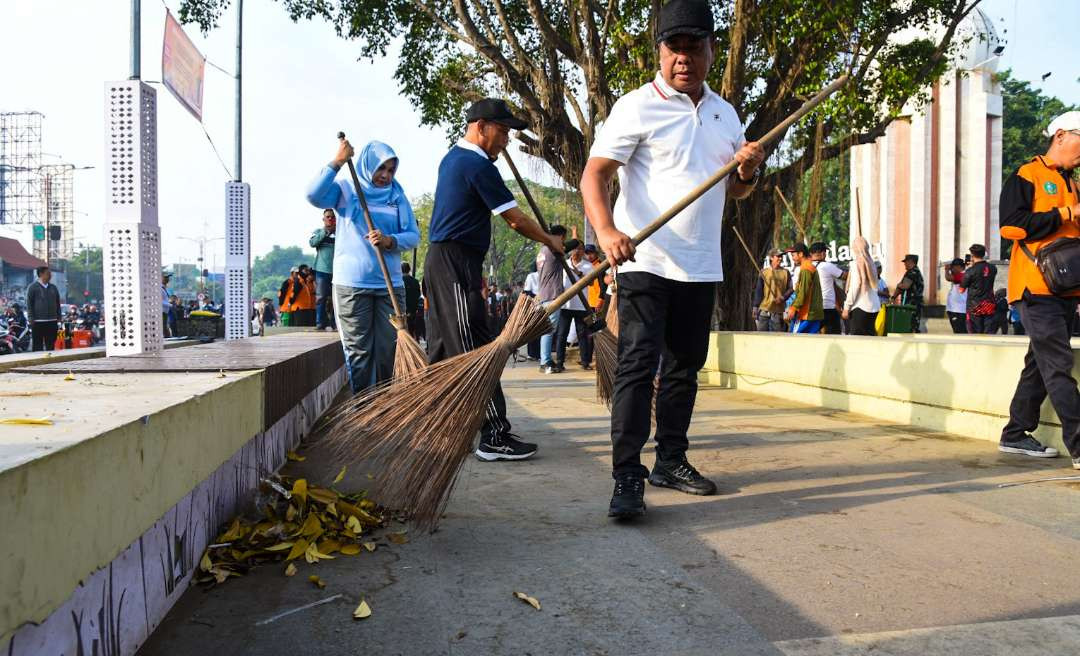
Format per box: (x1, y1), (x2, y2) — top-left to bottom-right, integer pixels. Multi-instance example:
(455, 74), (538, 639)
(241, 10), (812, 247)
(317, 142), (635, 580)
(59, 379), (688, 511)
(305, 165), (420, 289)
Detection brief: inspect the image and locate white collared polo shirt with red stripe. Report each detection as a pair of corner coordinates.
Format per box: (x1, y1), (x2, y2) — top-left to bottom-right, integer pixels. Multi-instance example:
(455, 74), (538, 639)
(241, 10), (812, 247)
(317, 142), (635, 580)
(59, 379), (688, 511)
(590, 72), (746, 282)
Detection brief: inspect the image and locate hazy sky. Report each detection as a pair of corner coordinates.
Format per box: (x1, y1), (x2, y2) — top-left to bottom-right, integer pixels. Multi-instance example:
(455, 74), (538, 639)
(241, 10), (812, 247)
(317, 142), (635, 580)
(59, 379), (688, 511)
(1, 0), (1077, 268)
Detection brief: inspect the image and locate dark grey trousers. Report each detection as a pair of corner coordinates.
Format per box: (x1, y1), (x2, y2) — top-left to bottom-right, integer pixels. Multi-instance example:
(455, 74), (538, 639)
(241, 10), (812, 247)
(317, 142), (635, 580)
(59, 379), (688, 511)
(1002, 292), (1080, 456)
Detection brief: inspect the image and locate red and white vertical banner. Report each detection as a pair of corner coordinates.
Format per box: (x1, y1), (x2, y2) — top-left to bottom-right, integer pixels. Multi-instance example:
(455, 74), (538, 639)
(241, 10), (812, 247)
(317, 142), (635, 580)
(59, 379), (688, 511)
(161, 10), (205, 121)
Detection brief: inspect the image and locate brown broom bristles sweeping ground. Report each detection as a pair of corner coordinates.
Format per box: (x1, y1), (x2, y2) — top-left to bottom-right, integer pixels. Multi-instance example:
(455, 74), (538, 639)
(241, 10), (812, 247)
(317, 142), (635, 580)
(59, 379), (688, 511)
(593, 287), (619, 405)
(322, 78), (848, 529)
(338, 132), (427, 378)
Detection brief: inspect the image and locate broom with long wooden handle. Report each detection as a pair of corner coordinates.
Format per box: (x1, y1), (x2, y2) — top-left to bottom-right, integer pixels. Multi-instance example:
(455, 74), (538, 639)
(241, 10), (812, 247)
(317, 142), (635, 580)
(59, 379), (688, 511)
(337, 132), (427, 377)
(501, 150), (615, 392)
(325, 76), (848, 529)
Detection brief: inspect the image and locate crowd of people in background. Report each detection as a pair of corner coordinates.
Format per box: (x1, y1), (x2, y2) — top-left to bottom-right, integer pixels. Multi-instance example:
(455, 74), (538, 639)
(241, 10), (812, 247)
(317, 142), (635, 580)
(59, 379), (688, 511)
(751, 238), (1032, 337)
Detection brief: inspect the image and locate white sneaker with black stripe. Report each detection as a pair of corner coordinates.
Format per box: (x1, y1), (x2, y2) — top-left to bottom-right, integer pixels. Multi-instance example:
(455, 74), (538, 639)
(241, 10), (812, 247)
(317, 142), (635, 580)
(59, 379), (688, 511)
(475, 433), (537, 461)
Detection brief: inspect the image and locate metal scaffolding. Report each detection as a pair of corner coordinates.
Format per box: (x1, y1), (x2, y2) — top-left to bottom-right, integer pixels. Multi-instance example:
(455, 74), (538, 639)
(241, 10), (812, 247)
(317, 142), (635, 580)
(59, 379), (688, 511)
(0, 111), (44, 225)
(38, 164), (75, 262)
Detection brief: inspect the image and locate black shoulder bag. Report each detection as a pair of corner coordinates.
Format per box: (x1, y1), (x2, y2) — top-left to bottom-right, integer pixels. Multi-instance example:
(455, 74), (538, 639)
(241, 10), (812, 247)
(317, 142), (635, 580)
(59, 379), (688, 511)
(1018, 237), (1080, 296)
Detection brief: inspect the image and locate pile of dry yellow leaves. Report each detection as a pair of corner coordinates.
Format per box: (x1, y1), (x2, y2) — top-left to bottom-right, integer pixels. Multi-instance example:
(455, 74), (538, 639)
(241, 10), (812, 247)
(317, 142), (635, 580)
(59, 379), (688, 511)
(196, 467), (407, 586)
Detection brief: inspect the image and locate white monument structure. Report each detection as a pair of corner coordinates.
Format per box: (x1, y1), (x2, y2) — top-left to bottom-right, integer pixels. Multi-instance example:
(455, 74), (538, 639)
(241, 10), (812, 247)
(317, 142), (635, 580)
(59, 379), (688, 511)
(102, 80), (163, 355)
(849, 8), (1004, 304)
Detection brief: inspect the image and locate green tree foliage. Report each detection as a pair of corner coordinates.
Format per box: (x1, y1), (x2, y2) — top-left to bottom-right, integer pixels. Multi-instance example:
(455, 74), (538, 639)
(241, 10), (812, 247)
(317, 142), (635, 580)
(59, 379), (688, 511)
(997, 70), (1078, 255)
(252, 245), (314, 302)
(999, 69), (1079, 181)
(64, 246), (103, 303)
(181, 0), (980, 328)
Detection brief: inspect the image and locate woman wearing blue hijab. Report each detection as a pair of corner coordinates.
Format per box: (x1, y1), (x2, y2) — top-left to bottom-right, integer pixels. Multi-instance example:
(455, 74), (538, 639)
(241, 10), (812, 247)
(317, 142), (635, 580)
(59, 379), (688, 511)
(306, 138), (421, 394)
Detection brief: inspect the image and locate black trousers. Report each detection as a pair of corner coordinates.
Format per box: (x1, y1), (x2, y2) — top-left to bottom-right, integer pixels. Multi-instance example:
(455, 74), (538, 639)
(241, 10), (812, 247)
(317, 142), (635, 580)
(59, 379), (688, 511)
(822, 308), (843, 335)
(947, 312), (968, 334)
(611, 272), (715, 478)
(423, 241), (511, 439)
(970, 313), (995, 334)
(555, 309), (592, 365)
(1002, 292), (1080, 456)
(31, 321), (58, 352)
(848, 308), (877, 336)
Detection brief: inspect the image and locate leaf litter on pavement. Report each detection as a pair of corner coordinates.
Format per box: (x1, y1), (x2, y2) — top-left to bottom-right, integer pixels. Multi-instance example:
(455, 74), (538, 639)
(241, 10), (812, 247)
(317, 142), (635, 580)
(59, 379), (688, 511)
(195, 468), (408, 587)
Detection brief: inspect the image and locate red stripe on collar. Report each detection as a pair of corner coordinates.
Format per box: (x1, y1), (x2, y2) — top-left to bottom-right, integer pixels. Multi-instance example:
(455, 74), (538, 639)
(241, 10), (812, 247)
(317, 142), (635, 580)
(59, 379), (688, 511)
(651, 81), (669, 100)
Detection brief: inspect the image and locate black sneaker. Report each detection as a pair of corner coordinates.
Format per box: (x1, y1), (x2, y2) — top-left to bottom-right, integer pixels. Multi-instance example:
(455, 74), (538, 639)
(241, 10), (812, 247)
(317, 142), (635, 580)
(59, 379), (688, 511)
(999, 434), (1059, 458)
(551, 363), (565, 373)
(648, 458), (718, 495)
(475, 433), (537, 461)
(608, 475), (646, 518)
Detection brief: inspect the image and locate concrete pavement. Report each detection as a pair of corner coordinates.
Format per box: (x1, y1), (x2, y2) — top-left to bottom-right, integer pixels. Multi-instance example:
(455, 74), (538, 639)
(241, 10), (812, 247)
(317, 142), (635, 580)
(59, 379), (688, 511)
(140, 362), (1080, 655)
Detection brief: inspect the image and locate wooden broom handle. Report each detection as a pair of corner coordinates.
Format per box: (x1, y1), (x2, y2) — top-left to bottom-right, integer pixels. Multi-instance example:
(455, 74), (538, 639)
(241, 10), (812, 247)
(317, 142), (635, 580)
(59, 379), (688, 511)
(544, 75), (849, 316)
(501, 150), (594, 311)
(338, 132), (406, 319)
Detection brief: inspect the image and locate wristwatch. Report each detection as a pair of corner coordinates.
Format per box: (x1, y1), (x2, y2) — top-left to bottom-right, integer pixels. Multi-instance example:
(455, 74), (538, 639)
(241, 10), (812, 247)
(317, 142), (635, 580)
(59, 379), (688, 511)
(737, 167), (760, 185)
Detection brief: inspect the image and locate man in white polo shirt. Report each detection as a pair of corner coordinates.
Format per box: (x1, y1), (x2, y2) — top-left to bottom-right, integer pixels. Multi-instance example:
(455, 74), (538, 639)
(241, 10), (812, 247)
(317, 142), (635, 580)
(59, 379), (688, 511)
(580, 0), (764, 519)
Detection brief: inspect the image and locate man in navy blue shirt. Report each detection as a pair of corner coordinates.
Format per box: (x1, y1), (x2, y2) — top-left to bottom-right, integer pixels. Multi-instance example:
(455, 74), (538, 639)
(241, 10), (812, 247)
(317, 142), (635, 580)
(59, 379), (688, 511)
(425, 98), (563, 462)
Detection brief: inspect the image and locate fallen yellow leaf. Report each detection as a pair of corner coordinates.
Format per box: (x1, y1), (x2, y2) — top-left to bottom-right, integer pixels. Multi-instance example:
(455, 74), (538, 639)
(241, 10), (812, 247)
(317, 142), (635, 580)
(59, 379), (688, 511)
(362, 542), (376, 553)
(308, 575), (326, 589)
(387, 532), (409, 545)
(353, 600), (372, 620)
(285, 504), (298, 522)
(199, 552), (213, 573)
(0, 417), (53, 425)
(333, 466), (347, 485)
(64, 371), (75, 381)
(298, 513), (323, 539)
(513, 592), (541, 611)
(286, 451), (306, 462)
(291, 479), (308, 504)
(339, 544), (362, 556)
(219, 518), (243, 542)
(304, 542), (336, 564)
(345, 516), (363, 534)
(284, 563), (297, 577)
(326, 503), (339, 518)
(286, 538), (309, 561)
(265, 541), (294, 552)
(308, 487), (339, 505)
(317, 539), (342, 555)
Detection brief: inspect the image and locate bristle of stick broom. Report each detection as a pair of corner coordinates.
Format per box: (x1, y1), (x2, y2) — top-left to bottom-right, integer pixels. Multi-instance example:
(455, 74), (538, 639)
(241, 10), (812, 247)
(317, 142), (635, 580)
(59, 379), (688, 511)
(322, 76), (848, 530)
(392, 317), (428, 377)
(594, 290), (619, 406)
(323, 293), (553, 530)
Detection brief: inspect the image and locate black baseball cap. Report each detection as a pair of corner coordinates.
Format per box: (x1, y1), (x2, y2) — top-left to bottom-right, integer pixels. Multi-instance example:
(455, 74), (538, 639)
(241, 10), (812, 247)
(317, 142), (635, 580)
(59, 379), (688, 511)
(657, 0), (714, 43)
(465, 98), (528, 130)
(902, 254), (919, 264)
(785, 243), (809, 256)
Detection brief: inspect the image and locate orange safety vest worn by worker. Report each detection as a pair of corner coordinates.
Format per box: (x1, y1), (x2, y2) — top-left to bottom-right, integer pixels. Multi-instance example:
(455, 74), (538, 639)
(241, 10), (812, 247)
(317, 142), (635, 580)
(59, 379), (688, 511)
(293, 278), (316, 311)
(587, 279), (602, 309)
(1000, 155), (1080, 303)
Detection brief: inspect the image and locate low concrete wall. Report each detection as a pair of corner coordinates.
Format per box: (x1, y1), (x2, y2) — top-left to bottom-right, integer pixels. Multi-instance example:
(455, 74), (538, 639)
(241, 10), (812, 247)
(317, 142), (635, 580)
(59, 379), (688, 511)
(700, 332), (1068, 452)
(1, 336), (346, 655)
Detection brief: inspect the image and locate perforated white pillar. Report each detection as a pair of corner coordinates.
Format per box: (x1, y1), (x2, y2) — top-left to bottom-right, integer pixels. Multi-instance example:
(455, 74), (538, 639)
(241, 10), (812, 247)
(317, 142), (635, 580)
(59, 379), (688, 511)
(103, 80), (163, 355)
(225, 181), (250, 340)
